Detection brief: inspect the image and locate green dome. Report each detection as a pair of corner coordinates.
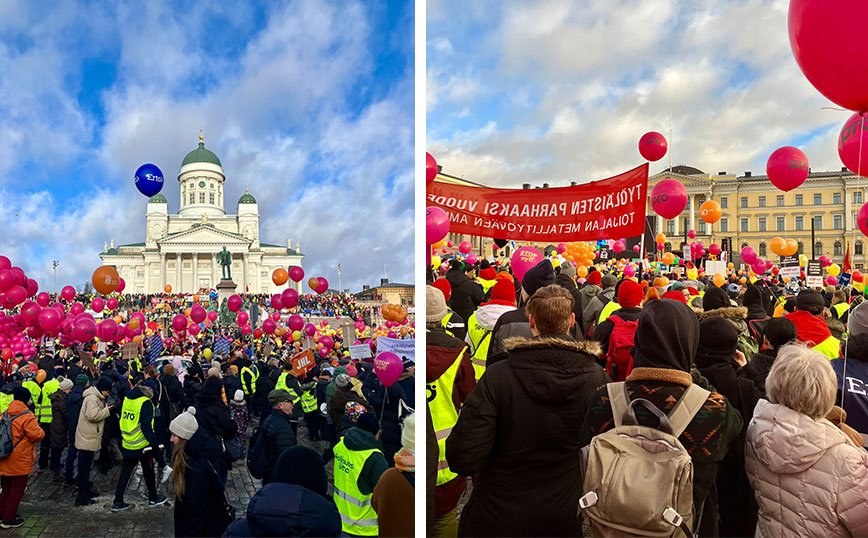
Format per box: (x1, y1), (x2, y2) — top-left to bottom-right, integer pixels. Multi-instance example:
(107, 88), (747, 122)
(148, 193), (167, 203)
(181, 142), (222, 167)
(238, 192), (257, 204)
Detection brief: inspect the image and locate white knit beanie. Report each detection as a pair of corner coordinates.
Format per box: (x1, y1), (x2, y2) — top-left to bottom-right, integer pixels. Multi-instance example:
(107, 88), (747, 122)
(169, 407), (198, 440)
(401, 413), (415, 451)
(233, 389), (244, 402)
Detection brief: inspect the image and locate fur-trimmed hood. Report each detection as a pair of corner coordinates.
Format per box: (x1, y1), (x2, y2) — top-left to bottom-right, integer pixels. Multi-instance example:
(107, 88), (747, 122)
(503, 335), (601, 357)
(699, 306), (748, 321)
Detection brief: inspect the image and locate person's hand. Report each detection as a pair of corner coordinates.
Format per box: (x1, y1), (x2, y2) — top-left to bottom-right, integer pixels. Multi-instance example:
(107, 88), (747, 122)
(734, 350), (747, 368)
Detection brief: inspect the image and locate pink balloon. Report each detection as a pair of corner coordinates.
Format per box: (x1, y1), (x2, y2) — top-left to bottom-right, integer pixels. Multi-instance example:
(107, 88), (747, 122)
(650, 179), (687, 219)
(623, 264), (636, 278)
(426, 206), (450, 245)
(827, 275), (839, 286)
(227, 295), (242, 312)
(271, 312), (280, 322)
(5, 286), (26, 307)
(91, 297), (105, 313)
(99, 319), (119, 341)
(188, 323), (201, 336)
(240, 324), (250, 335)
(373, 351), (403, 387)
(319, 335), (334, 349)
(289, 266), (305, 283)
(10, 268), (25, 287)
(281, 288), (299, 309)
(465, 254), (478, 265)
(73, 318), (97, 342)
(190, 305), (206, 323)
(172, 314), (188, 332)
(288, 315), (304, 332)
(207, 310), (218, 322)
(752, 260), (767, 275)
(237, 311), (249, 325)
(387, 331), (397, 339)
(262, 319), (276, 334)
(632, 245), (640, 252)
(838, 112), (868, 175)
(709, 244), (721, 256)
(270, 294), (284, 310)
(767, 146), (809, 191)
(106, 297), (118, 310)
(304, 323), (316, 337)
(116, 278), (125, 294)
(510, 246), (543, 282)
(458, 241), (472, 254)
(657, 242), (665, 250)
(426, 152), (438, 184)
(741, 246), (757, 265)
(35, 292), (50, 307)
(0, 257), (9, 271)
(61, 286), (76, 302)
(317, 277), (328, 294)
(612, 241), (625, 253)
(858, 201), (868, 238)
(69, 303), (84, 316)
(788, 0), (868, 112)
(25, 279), (37, 298)
(638, 131), (668, 161)
(557, 242), (567, 254)
(0, 271), (15, 292)
(319, 347), (329, 358)
(20, 301), (39, 325)
(687, 229), (696, 239)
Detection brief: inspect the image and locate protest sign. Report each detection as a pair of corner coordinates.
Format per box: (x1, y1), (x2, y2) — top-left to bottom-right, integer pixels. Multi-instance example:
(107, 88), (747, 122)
(350, 344), (373, 360)
(807, 260), (823, 288)
(376, 336), (415, 363)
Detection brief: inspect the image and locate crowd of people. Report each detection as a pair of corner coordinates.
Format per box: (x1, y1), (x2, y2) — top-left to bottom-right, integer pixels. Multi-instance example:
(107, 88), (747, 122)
(0, 292), (416, 537)
(426, 256), (868, 537)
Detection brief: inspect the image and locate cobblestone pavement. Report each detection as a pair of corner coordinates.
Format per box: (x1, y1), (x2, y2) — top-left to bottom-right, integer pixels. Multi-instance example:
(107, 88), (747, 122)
(6, 418), (326, 537)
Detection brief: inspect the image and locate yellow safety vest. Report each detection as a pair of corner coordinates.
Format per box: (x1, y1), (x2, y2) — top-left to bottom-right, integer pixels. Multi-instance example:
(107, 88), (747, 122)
(276, 373), (301, 404)
(478, 278), (496, 294)
(130, 357), (142, 375)
(833, 302), (849, 319)
(333, 439), (381, 536)
(440, 311), (456, 338)
(466, 312), (492, 381)
(120, 396), (153, 451)
(241, 366), (257, 396)
(22, 381), (39, 408)
(812, 335), (841, 360)
(301, 386), (317, 413)
(0, 392), (12, 414)
(427, 347), (465, 486)
(36, 379), (59, 423)
(598, 301), (621, 324)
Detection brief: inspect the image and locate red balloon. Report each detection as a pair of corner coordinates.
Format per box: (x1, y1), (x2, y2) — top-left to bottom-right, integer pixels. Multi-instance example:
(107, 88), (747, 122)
(650, 179), (687, 219)
(288, 266), (305, 283)
(253, 328), (263, 339)
(789, 0), (868, 112)
(116, 278), (126, 294)
(61, 286), (76, 302)
(426, 152), (438, 184)
(316, 277), (328, 294)
(838, 112), (868, 175)
(35, 292), (50, 307)
(281, 288), (299, 309)
(172, 314), (188, 332)
(270, 294), (283, 310)
(767, 146), (809, 191)
(227, 295), (242, 312)
(190, 305), (206, 323)
(262, 319), (276, 334)
(857, 201), (868, 238)
(638, 131), (668, 161)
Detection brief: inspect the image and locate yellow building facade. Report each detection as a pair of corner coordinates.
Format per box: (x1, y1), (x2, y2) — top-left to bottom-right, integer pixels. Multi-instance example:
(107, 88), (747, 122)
(432, 165), (868, 271)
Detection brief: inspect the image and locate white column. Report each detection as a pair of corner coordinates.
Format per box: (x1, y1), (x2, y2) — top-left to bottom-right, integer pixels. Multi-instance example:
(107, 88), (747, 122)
(656, 214), (662, 237)
(242, 253), (249, 292)
(689, 194), (695, 232)
(846, 187), (853, 229)
(160, 254), (166, 291)
(255, 259), (262, 294)
(176, 254), (182, 292)
(211, 253), (218, 286)
(673, 212), (680, 237)
(707, 192), (714, 239)
(192, 254), (198, 292)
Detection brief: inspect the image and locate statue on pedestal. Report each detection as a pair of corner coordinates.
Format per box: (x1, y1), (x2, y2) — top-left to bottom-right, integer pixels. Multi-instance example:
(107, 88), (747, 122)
(218, 246), (232, 280)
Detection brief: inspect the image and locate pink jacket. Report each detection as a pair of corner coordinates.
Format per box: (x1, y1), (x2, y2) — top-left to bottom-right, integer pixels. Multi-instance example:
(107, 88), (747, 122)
(746, 399), (868, 537)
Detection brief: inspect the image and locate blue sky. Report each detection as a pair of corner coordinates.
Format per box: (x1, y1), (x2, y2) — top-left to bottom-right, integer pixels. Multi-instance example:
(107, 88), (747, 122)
(0, 0), (413, 292)
(427, 0), (847, 188)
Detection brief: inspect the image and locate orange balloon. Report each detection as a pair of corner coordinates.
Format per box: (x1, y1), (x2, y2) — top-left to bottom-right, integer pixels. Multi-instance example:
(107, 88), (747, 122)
(655, 233), (666, 245)
(661, 252), (675, 265)
(699, 200), (722, 224)
(114, 315), (122, 324)
(133, 335), (143, 344)
(185, 308), (191, 317)
(128, 318), (140, 330)
(783, 238), (798, 257)
(712, 272), (726, 287)
(165, 284), (172, 293)
(92, 266), (120, 295)
(770, 237), (786, 256)
(727, 262), (734, 270)
(307, 277), (319, 292)
(272, 268), (289, 286)
(577, 265), (588, 279)
(193, 294), (200, 302)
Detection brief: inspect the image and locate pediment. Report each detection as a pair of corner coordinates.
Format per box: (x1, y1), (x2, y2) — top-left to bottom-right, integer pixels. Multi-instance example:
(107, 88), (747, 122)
(649, 171), (712, 185)
(157, 224), (251, 246)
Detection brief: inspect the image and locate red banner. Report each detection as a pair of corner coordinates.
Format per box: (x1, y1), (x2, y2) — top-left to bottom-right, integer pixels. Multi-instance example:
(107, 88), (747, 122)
(427, 164), (649, 242)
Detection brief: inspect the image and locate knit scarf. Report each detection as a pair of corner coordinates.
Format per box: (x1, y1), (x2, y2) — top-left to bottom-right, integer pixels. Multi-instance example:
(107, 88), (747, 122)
(393, 447), (414, 472)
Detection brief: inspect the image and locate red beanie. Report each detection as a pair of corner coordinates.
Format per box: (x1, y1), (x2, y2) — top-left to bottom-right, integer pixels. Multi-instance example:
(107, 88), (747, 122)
(586, 271), (602, 286)
(431, 279), (452, 301)
(686, 286), (699, 296)
(484, 279), (516, 307)
(662, 290), (688, 304)
(479, 268), (497, 281)
(618, 280), (644, 308)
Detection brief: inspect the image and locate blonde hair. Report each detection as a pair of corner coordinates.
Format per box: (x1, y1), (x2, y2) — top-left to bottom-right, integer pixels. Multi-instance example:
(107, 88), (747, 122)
(766, 343), (837, 419)
(525, 285), (574, 334)
(171, 438), (190, 500)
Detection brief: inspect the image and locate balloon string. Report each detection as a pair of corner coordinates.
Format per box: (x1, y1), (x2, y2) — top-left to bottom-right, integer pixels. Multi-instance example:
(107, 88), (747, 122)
(821, 106), (849, 112)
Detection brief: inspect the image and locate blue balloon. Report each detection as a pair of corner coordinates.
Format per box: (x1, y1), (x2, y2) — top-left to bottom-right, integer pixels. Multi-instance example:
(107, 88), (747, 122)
(134, 163), (164, 197)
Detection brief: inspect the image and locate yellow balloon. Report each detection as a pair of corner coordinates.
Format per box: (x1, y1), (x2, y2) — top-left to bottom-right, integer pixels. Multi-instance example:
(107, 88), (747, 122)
(798, 254), (808, 267)
(855, 281), (865, 292)
(828, 263), (841, 277)
(292, 330), (302, 341)
(431, 256), (441, 270)
(203, 348), (212, 359)
(687, 268), (698, 280)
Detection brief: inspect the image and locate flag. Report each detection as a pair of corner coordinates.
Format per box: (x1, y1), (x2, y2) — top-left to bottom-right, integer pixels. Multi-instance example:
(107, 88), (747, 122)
(844, 242), (852, 274)
(148, 334), (164, 365)
(214, 336), (231, 356)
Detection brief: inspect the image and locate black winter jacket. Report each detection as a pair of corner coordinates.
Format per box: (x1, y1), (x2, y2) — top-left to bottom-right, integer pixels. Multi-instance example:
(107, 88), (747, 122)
(66, 385), (86, 444)
(223, 483), (341, 537)
(194, 377), (238, 472)
(444, 268), (484, 327)
(174, 428), (231, 537)
(260, 410), (296, 484)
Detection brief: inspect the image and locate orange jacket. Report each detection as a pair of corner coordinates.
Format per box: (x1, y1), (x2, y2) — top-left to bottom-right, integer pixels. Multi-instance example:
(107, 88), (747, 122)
(0, 400), (44, 476)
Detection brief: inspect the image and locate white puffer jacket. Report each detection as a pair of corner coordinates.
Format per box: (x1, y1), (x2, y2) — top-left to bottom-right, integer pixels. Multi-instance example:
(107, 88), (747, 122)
(746, 399), (868, 537)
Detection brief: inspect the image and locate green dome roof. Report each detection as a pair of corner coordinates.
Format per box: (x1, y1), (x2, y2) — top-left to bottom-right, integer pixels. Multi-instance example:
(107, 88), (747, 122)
(238, 193), (257, 204)
(182, 142), (222, 167)
(148, 193), (167, 203)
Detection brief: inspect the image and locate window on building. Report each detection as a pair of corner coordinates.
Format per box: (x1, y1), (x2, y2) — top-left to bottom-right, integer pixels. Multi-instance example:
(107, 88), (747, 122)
(758, 243), (767, 256)
(815, 241), (823, 255)
(720, 218), (728, 232)
(835, 242), (843, 256)
(199, 192), (205, 204)
(758, 196), (766, 207)
(685, 198), (690, 209)
(758, 217), (766, 232)
(209, 193), (215, 204)
(856, 191), (863, 204)
(814, 193), (822, 205)
(834, 192), (842, 204)
(858, 241), (864, 255)
(665, 242), (672, 251)
(797, 241), (804, 255)
(741, 196), (748, 208)
(740, 218), (749, 232)
(189, 193), (194, 204)
(741, 242), (749, 250)
(795, 194), (803, 206)
(666, 220), (674, 235)
(776, 216), (785, 231)
(813, 215), (822, 230)
(720, 197), (728, 209)
(858, 264), (865, 271)
(834, 215), (843, 229)
(795, 216), (804, 230)
(698, 220), (706, 234)
(776, 194), (784, 206)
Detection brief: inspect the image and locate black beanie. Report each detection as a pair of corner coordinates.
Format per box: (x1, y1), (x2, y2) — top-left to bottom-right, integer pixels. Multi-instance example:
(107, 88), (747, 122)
(695, 317), (739, 368)
(702, 286), (730, 311)
(273, 446), (329, 498)
(12, 386), (31, 403)
(356, 412), (380, 436)
(480, 259), (491, 270)
(522, 260), (556, 296)
(764, 317), (798, 349)
(96, 377), (112, 392)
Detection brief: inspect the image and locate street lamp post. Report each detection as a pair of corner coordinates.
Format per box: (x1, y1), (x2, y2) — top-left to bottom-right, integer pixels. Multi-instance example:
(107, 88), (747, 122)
(52, 260), (59, 294)
(335, 263), (342, 294)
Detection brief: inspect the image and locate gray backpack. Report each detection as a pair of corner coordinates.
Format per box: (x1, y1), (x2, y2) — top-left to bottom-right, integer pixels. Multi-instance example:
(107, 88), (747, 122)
(0, 410), (30, 459)
(579, 382), (709, 537)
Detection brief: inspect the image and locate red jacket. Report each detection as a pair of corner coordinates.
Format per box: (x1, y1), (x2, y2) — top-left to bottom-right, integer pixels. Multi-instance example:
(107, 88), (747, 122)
(785, 311), (831, 346)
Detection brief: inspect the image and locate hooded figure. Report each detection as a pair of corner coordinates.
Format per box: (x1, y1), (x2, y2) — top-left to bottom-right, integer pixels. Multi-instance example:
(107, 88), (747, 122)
(444, 261), (484, 328)
(581, 300), (743, 536)
(701, 286), (757, 361)
(742, 285), (768, 322)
